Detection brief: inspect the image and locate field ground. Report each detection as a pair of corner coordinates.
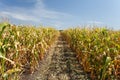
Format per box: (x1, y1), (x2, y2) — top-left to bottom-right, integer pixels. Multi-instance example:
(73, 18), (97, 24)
(20, 35), (90, 80)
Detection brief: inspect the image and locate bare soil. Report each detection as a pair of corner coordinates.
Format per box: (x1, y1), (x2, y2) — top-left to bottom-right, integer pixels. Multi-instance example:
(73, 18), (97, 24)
(20, 35), (90, 80)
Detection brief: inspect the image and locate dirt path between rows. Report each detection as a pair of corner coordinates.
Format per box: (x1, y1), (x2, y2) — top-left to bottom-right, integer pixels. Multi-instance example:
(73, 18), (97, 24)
(20, 35), (90, 80)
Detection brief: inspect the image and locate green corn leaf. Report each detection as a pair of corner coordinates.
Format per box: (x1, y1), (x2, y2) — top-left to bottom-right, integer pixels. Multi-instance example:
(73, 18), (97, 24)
(0, 23), (10, 38)
(100, 56), (111, 80)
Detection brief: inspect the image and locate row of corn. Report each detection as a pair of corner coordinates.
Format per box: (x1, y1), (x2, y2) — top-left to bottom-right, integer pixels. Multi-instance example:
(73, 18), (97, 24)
(0, 23), (59, 80)
(62, 27), (120, 80)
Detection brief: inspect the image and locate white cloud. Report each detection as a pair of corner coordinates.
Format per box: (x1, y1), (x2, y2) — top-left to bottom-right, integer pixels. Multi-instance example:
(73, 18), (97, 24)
(1, 11), (39, 21)
(35, 0), (45, 8)
(0, 0), (72, 27)
(87, 21), (103, 24)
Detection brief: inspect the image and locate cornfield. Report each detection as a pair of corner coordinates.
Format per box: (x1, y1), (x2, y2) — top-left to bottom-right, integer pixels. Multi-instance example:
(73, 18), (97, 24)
(0, 22), (59, 80)
(1, 22), (120, 80)
(62, 27), (120, 80)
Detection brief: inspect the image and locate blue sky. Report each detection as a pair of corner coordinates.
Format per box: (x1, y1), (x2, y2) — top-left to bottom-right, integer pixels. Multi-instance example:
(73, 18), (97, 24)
(0, 0), (120, 29)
